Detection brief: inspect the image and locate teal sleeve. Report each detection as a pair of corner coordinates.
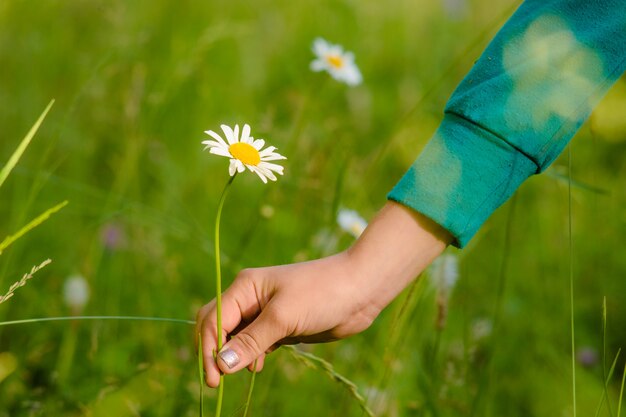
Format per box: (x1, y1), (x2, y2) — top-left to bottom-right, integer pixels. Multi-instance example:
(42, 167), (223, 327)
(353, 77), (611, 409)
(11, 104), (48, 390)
(388, 0), (626, 248)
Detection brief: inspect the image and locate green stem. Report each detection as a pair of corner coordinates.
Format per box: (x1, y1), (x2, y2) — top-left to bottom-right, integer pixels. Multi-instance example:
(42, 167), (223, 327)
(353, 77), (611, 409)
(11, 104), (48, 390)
(618, 360), (626, 417)
(0, 315), (195, 327)
(568, 145), (577, 417)
(214, 174), (236, 417)
(243, 360), (258, 417)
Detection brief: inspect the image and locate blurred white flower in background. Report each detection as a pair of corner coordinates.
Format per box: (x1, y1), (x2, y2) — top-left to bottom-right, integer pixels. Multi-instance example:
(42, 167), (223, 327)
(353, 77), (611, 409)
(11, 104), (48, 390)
(312, 227), (339, 256)
(63, 274), (90, 314)
(441, 0), (468, 20)
(471, 318), (493, 341)
(337, 209), (368, 238)
(260, 204), (275, 219)
(310, 37), (362, 86)
(430, 253), (459, 294)
(430, 253), (459, 330)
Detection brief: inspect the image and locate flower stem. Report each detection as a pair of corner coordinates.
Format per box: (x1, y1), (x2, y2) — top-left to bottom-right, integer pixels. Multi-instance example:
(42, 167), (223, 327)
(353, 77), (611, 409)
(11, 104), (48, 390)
(214, 174), (236, 417)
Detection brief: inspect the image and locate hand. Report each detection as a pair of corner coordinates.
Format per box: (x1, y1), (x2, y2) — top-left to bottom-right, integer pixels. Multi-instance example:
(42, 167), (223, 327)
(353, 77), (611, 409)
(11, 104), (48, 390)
(196, 201), (453, 387)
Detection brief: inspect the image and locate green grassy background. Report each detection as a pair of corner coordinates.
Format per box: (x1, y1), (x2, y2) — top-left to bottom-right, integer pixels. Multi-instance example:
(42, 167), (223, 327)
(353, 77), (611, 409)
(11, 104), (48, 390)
(2, 0), (626, 416)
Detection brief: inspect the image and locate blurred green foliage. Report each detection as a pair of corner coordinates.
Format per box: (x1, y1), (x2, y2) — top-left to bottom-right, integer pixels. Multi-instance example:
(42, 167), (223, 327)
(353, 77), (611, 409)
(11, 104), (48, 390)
(1, 0), (626, 416)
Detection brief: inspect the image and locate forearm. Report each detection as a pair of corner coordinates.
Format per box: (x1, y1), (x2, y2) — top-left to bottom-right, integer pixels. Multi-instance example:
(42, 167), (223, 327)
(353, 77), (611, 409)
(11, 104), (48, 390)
(347, 201), (453, 313)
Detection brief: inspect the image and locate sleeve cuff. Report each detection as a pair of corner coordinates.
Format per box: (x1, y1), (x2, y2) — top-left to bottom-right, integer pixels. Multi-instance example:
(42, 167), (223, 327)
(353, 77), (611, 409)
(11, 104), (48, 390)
(387, 112), (538, 248)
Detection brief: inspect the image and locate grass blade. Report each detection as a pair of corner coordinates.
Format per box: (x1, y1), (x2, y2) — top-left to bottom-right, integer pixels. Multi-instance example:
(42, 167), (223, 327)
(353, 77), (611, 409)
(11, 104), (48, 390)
(596, 297), (616, 417)
(596, 349), (622, 417)
(0, 200), (68, 255)
(0, 100), (55, 190)
(243, 359), (258, 417)
(618, 360), (626, 417)
(0, 315), (195, 327)
(0, 259), (51, 304)
(568, 145), (577, 417)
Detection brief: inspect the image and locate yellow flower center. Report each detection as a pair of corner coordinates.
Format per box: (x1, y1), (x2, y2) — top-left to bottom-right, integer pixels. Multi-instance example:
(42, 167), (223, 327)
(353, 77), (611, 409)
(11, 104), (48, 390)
(326, 54), (344, 69)
(349, 223), (365, 237)
(229, 142), (260, 166)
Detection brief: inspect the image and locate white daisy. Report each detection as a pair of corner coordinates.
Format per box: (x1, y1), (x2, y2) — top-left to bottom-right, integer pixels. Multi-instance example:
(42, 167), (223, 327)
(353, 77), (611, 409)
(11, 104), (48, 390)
(202, 124), (286, 183)
(337, 208), (368, 238)
(310, 37), (362, 86)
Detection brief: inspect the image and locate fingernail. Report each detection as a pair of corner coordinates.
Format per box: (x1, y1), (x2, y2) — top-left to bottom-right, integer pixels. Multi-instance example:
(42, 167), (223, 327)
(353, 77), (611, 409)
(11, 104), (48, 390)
(218, 348), (240, 369)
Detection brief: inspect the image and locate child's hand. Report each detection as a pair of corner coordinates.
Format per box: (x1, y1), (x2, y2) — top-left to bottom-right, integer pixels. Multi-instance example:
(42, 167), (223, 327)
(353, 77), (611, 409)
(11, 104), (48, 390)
(196, 201), (452, 388)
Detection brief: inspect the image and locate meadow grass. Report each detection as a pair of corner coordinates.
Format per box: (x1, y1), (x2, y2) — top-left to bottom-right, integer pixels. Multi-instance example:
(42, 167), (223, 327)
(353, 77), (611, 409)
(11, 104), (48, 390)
(1, 0), (626, 416)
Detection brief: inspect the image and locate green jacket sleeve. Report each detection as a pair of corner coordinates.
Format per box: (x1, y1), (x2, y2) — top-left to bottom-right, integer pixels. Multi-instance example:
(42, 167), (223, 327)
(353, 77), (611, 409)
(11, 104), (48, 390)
(388, 0), (626, 248)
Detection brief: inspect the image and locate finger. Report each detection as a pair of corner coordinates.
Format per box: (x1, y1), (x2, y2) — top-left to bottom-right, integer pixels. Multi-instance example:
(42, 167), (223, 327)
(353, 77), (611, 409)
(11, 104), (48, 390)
(279, 331), (340, 345)
(266, 343), (281, 354)
(195, 300), (215, 347)
(195, 300), (226, 388)
(197, 309), (226, 388)
(199, 276), (262, 387)
(247, 354), (265, 372)
(216, 302), (290, 374)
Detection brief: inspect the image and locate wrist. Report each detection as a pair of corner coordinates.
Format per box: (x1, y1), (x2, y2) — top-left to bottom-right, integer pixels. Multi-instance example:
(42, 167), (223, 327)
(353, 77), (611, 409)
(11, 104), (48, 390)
(346, 201), (452, 311)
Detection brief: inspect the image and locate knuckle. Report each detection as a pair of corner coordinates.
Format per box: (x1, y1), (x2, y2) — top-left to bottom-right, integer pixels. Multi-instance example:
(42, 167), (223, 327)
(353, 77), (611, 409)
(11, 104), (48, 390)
(266, 306), (288, 327)
(195, 300), (216, 323)
(236, 331), (263, 356)
(235, 268), (258, 284)
(196, 306), (208, 323)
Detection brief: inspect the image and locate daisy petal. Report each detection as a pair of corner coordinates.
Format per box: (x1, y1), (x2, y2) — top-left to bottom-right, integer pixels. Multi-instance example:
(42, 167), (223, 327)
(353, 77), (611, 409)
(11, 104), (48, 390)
(229, 159), (238, 176)
(241, 124), (251, 144)
(259, 146), (277, 157)
(221, 124), (236, 145)
(236, 160), (246, 173)
(259, 161), (285, 174)
(201, 140), (221, 148)
(310, 59), (326, 72)
(251, 167), (268, 183)
(204, 130), (228, 147)
(313, 37), (330, 56)
(256, 165), (277, 181)
(252, 139), (265, 150)
(233, 124), (240, 143)
(209, 147), (231, 158)
(260, 153), (287, 161)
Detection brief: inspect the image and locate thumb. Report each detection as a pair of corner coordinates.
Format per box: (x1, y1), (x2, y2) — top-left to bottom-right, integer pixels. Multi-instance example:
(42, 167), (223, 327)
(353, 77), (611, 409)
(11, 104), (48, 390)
(217, 304), (289, 373)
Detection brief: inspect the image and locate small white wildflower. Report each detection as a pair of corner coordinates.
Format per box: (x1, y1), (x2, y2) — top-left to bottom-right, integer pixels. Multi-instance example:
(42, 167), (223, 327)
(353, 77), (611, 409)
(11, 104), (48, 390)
(202, 124), (286, 184)
(260, 204), (275, 219)
(337, 209), (368, 238)
(471, 318), (493, 341)
(430, 254), (459, 330)
(63, 274), (90, 312)
(312, 227), (339, 255)
(310, 37), (362, 86)
(441, 0), (469, 20)
(430, 253), (459, 295)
